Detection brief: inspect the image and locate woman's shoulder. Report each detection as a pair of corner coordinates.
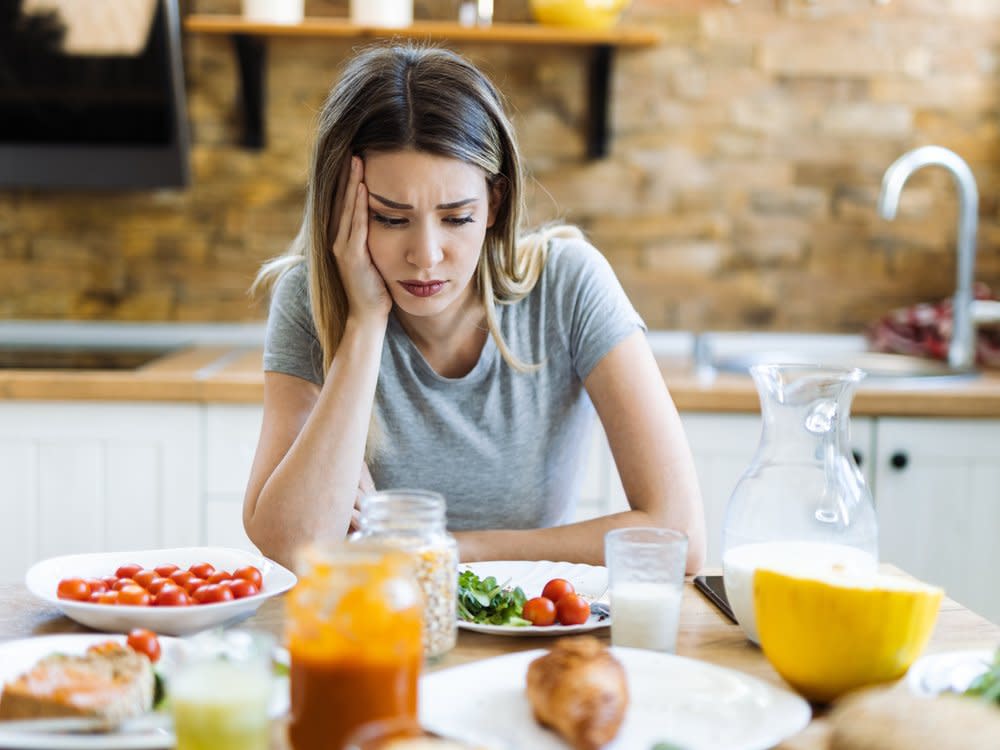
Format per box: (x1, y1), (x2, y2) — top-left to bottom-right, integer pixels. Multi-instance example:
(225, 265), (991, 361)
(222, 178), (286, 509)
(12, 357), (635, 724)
(543, 230), (616, 287)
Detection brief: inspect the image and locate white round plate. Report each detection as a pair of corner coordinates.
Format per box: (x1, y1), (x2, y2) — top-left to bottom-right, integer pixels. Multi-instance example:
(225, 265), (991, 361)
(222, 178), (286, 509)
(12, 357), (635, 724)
(0, 633), (290, 749)
(458, 560), (610, 636)
(25, 547), (297, 637)
(906, 649), (994, 697)
(420, 646), (811, 750)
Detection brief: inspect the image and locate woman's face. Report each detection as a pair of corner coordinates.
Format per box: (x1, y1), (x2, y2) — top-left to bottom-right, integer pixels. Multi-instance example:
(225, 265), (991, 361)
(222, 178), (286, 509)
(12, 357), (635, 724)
(362, 149), (497, 320)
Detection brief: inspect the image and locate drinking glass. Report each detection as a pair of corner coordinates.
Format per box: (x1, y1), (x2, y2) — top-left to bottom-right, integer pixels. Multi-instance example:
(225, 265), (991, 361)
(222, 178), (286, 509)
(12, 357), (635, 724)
(169, 629), (274, 750)
(605, 527), (688, 653)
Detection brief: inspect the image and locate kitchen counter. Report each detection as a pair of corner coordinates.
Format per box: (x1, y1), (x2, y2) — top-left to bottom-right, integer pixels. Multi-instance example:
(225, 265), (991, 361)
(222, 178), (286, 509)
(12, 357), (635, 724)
(3, 344), (1000, 417)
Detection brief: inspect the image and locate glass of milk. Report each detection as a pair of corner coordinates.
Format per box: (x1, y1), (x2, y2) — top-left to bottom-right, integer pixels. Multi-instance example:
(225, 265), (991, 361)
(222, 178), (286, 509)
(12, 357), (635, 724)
(605, 527), (688, 653)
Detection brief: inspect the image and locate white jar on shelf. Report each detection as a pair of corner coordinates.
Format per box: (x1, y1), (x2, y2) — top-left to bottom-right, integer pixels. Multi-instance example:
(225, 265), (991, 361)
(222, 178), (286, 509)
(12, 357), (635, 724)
(242, 0), (304, 24)
(350, 0), (413, 27)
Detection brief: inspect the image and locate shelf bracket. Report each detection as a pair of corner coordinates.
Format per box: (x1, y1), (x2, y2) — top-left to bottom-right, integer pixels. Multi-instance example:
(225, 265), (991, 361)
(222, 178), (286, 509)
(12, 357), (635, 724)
(586, 45), (613, 160)
(232, 34), (267, 149)
(223, 35), (615, 160)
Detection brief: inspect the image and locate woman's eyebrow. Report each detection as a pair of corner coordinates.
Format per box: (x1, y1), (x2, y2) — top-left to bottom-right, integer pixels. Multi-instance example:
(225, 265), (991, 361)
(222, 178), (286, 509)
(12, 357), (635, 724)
(368, 192), (478, 210)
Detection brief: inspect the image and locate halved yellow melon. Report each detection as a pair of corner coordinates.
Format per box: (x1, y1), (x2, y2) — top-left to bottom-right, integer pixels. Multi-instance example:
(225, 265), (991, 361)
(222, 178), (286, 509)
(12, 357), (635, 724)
(754, 568), (943, 704)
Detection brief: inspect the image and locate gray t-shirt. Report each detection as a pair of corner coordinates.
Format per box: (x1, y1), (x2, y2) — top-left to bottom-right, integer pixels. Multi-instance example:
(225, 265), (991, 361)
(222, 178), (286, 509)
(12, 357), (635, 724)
(263, 237), (645, 530)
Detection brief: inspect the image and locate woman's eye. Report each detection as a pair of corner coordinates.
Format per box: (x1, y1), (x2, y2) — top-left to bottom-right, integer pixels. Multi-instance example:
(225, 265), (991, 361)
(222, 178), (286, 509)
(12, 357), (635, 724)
(445, 216), (475, 226)
(372, 213), (407, 227)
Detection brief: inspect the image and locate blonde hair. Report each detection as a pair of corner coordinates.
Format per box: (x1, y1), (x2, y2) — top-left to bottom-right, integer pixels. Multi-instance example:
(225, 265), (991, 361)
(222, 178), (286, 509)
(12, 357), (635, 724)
(253, 45), (579, 452)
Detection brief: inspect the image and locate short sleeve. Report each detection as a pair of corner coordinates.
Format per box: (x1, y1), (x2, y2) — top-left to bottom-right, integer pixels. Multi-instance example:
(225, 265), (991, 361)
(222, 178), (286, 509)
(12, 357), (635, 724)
(262, 263), (324, 385)
(547, 237), (646, 381)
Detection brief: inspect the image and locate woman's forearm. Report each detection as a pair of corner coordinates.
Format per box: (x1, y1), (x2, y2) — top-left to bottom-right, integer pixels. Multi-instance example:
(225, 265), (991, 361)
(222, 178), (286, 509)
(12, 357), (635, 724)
(247, 317), (385, 566)
(455, 508), (706, 574)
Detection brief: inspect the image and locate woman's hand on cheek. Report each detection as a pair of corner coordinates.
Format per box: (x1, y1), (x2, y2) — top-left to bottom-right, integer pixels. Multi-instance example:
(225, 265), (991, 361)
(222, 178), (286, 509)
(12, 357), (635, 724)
(332, 156), (392, 324)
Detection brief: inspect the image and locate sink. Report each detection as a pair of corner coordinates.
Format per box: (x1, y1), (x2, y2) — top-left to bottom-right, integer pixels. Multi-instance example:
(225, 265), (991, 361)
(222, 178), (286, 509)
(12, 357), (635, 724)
(709, 350), (978, 383)
(0, 346), (176, 371)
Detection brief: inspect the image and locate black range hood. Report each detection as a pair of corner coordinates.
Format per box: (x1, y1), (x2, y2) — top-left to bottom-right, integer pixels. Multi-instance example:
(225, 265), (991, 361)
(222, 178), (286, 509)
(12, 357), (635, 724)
(0, 0), (190, 190)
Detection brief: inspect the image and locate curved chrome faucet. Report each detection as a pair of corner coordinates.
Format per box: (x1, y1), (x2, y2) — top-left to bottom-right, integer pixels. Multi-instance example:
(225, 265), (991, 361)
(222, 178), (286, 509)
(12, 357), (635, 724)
(877, 145), (979, 371)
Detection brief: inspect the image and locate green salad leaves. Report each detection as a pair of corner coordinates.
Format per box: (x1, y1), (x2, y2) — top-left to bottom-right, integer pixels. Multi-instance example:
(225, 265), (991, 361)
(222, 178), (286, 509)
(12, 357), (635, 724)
(963, 647), (1000, 704)
(457, 570), (530, 627)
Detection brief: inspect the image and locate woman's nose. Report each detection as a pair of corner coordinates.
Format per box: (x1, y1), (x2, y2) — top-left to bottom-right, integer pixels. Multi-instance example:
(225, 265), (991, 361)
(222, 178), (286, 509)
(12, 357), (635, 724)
(406, 225), (444, 270)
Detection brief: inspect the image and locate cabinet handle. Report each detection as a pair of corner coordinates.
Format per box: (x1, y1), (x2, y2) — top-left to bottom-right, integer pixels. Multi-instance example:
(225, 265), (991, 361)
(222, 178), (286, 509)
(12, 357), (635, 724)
(851, 450), (863, 467)
(890, 451), (909, 470)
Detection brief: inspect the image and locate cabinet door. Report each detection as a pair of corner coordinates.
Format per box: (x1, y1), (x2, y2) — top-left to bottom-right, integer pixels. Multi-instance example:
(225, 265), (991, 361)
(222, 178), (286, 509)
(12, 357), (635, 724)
(0, 402), (201, 584)
(203, 405), (263, 551)
(874, 418), (1000, 624)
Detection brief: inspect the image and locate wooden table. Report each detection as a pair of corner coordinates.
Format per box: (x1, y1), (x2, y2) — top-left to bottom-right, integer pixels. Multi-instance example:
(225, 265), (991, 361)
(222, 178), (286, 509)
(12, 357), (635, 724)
(1, 573), (998, 749)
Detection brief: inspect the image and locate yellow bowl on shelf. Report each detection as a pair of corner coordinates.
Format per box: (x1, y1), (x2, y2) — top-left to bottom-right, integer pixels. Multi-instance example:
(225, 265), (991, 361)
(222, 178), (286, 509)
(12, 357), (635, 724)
(529, 0), (633, 30)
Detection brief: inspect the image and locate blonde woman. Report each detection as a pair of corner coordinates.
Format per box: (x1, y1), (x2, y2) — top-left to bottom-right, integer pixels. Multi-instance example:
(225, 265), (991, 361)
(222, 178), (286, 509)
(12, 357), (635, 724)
(244, 45), (706, 573)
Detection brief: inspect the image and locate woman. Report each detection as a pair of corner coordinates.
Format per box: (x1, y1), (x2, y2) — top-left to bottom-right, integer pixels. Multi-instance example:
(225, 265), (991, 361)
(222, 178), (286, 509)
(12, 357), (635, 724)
(244, 44), (706, 572)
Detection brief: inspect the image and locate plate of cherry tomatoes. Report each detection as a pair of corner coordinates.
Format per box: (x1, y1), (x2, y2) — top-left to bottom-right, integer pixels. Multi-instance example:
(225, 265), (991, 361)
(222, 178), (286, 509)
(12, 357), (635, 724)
(457, 560), (610, 636)
(25, 547), (297, 636)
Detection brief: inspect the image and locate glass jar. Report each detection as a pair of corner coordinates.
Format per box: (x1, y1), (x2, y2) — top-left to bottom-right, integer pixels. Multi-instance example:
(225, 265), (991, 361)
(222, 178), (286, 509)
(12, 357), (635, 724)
(286, 541), (423, 750)
(722, 365), (880, 645)
(355, 490), (458, 659)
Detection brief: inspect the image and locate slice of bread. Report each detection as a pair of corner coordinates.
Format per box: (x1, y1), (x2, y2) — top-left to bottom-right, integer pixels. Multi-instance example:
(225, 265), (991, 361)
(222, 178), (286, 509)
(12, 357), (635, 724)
(0, 642), (153, 723)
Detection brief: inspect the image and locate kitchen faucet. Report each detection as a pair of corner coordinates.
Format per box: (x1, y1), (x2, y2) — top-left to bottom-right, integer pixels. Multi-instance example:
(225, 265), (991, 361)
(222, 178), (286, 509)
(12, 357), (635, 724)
(877, 145), (979, 371)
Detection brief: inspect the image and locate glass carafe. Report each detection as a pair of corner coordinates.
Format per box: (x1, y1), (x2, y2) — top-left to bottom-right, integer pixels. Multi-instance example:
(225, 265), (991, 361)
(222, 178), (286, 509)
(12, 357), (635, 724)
(722, 364), (879, 644)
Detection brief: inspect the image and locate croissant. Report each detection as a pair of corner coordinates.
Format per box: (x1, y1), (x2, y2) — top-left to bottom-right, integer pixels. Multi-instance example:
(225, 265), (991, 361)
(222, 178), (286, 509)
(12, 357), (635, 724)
(525, 637), (628, 750)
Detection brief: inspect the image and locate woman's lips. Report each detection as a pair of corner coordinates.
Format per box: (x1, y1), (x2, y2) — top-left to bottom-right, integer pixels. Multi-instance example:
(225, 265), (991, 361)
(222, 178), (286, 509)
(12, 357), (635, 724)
(399, 280), (446, 298)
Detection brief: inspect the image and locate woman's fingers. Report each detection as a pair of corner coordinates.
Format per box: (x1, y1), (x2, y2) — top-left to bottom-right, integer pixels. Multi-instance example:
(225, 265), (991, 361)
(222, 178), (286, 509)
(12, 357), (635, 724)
(333, 156), (361, 257)
(349, 180), (368, 250)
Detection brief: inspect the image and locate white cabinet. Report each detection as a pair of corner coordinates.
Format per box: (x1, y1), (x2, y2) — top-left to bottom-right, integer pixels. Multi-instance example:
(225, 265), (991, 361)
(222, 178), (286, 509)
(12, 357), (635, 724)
(0, 402), (201, 583)
(874, 418), (1000, 624)
(202, 405), (262, 552)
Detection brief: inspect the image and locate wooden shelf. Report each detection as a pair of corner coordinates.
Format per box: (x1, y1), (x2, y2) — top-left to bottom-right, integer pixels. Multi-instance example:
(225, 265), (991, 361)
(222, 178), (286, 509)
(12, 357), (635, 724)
(183, 16), (660, 46)
(182, 15), (661, 158)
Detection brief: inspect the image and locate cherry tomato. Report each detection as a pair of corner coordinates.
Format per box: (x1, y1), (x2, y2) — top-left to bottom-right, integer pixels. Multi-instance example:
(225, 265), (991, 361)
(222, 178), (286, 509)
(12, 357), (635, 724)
(188, 562), (215, 580)
(192, 584), (234, 605)
(541, 578), (575, 604)
(154, 585), (191, 607)
(115, 564), (143, 580)
(207, 570), (232, 584)
(87, 591), (102, 603)
(555, 594), (591, 626)
(233, 566), (263, 589)
(147, 577), (173, 595)
(118, 584), (151, 607)
(154, 564), (179, 578)
(182, 577), (206, 595)
(57, 578), (91, 601)
(113, 578), (138, 592)
(101, 575), (119, 589)
(228, 579), (259, 599)
(170, 570), (194, 588)
(133, 570), (158, 589)
(97, 590), (119, 605)
(126, 628), (161, 663)
(86, 578), (108, 595)
(523, 596), (557, 626)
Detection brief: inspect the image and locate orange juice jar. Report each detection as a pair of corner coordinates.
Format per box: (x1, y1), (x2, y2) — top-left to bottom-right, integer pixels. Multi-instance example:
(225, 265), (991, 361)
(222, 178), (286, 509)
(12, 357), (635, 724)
(286, 541), (424, 750)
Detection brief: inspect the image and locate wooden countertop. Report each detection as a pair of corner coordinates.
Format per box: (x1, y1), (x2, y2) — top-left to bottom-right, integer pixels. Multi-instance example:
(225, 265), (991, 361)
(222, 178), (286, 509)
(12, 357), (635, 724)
(3, 346), (1000, 417)
(1, 568), (997, 749)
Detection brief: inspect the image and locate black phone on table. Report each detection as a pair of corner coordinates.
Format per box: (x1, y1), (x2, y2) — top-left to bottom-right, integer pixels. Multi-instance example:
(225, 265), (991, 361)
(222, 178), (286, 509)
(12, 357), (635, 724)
(693, 574), (737, 624)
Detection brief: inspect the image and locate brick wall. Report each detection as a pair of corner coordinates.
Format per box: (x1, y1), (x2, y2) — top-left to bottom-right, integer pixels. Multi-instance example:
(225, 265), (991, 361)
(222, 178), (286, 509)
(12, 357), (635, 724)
(2, 0), (999, 331)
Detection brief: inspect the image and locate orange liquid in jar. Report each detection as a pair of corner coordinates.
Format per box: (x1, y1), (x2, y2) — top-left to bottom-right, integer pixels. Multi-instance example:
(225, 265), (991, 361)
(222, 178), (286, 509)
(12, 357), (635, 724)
(285, 545), (424, 750)
(288, 654), (420, 750)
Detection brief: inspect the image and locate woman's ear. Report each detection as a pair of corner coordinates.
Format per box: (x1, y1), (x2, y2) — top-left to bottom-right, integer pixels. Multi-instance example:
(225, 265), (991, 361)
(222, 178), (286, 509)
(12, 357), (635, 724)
(486, 175), (507, 229)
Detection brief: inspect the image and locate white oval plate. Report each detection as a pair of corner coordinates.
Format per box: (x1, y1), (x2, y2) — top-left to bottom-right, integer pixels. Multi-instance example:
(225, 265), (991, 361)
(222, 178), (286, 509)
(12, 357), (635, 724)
(458, 560), (610, 636)
(906, 649), (994, 697)
(420, 646), (811, 750)
(0, 634), (289, 750)
(25, 547), (297, 637)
